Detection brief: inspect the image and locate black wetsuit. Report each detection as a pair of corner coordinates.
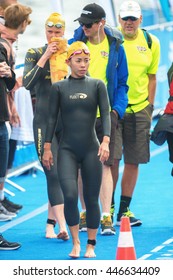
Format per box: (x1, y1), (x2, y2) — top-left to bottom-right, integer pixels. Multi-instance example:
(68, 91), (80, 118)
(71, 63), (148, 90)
(23, 45), (63, 206)
(45, 75), (111, 228)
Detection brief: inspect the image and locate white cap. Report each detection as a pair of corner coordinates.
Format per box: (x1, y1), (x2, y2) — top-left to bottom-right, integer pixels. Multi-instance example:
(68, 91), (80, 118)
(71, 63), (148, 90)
(119, 1), (141, 19)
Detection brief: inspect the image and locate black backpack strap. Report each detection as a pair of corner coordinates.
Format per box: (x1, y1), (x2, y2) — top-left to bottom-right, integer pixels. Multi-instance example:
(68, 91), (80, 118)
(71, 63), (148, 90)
(141, 28), (152, 49)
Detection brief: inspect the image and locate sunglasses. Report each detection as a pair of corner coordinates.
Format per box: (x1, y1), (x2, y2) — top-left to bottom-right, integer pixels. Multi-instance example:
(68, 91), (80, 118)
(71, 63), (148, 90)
(121, 16), (138, 21)
(79, 21), (99, 29)
(46, 21), (64, 28)
(69, 49), (90, 59)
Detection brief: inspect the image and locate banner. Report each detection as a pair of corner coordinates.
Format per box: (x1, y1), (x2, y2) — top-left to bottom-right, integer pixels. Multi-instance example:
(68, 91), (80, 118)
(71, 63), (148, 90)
(159, 0), (173, 21)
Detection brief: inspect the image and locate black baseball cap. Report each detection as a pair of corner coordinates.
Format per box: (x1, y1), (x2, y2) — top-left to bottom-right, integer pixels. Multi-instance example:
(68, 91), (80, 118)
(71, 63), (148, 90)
(74, 3), (106, 24)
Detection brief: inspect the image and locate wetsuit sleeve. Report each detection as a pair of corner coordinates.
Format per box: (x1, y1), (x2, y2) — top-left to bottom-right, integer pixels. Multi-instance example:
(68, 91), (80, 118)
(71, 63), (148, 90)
(45, 83), (60, 143)
(97, 80), (111, 137)
(23, 48), (45, 90)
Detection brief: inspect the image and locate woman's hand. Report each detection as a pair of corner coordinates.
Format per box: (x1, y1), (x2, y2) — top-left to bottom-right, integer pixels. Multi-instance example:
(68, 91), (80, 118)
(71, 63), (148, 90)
(98, 136), (110, 163)
(42, 144), (54, 170)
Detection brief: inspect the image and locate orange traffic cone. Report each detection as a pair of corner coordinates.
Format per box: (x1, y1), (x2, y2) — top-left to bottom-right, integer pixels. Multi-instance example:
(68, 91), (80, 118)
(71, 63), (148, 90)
(116, 216), (136, 260)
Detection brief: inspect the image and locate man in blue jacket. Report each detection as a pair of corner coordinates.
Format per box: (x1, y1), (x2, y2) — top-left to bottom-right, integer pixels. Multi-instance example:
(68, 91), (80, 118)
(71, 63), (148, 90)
(69, 3), (128, 235)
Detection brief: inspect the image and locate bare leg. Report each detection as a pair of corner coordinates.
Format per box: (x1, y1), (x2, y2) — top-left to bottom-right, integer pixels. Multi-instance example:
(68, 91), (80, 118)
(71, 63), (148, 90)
(84, 228), (97, 258)
(52, 203), (69, 241)
(121, 163), (139, 197)
(68, 224), (80, 258)
(78, 170), (85, 210)
(110, 159), (120, 219)
(99, 165), (113, 214)
(45, 202), (57, 238)
(111, 159), (120, 192)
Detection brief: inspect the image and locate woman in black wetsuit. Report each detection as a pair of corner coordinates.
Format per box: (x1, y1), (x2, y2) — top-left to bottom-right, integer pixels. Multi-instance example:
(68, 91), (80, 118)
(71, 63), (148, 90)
(23, 13), (68, 240)
(42, 41), (111, 258)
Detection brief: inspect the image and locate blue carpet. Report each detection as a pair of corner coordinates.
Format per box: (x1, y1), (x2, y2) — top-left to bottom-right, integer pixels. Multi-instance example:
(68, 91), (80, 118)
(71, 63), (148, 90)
(0, 138), (173, 261)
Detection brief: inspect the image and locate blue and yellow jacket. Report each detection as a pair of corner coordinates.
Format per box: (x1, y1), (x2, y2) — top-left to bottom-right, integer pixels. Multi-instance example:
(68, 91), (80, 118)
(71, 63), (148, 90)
(68, 25), (129, 119)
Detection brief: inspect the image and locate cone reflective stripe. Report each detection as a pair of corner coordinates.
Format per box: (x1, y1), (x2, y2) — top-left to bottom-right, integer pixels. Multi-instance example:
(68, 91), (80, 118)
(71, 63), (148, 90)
(116, 216), (136, 260)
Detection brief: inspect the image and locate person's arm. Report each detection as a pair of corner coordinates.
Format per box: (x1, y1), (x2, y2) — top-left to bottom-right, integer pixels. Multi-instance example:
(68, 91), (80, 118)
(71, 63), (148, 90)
(107, 43), (129, 119)
(42, 83), (60, 169)
(97, 80), (111, 163)
(0, 52), (20, 126)
(0, 44), (16, 90)
(147, 34), (160, 107)
(22, 47), (47, 90)
(148, 73), (156, 106)
(23, 42), (59, 90)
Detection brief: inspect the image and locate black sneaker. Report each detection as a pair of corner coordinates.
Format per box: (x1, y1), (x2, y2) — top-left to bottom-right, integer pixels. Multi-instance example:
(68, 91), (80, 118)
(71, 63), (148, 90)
(0, 202), (17, 213)
(0, 234), (21, 250)
(1, 197), (23, 211)
(116, 208), (142, 227)
(0, 204), (17, 218)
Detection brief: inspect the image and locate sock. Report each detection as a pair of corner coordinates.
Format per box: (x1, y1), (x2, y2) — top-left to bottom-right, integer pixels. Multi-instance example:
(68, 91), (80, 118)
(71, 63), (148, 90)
(101, 212), (111, 219)
(111, 190), (115, 207)
(81, 209), (86, 213)
(118, 195), (131, 214)
(0, 190), (4, 201)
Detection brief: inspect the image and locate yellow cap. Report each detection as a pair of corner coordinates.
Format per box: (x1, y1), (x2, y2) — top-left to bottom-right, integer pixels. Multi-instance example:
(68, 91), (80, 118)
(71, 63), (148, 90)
(45, 13), (65, 28)
(67, 41), (90, 60)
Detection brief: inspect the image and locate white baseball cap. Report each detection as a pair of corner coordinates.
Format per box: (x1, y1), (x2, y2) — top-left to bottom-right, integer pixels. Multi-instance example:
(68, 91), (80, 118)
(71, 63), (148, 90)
(119, 1), (141, 19)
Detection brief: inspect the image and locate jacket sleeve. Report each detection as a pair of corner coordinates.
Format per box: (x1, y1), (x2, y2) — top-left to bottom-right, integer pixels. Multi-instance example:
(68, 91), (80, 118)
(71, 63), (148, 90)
(0, 45), (16, 90)
(4, 69), (16, 90)
(107, 42), (129, 119)
(23, 48), (45, 90)
(114, 44), (129, 118)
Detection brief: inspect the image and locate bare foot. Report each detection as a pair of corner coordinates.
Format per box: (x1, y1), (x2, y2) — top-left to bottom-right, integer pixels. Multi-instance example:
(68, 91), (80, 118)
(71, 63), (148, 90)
(57, 231), (69, 241)
(84, 244), (96, 258)
(69, 243), (81, 258)
(45, 224), (57, 238)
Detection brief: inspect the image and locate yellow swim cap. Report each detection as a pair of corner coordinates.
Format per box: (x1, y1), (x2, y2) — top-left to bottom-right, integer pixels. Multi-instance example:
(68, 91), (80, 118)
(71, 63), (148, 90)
(67, 41), (90, 60)
(45, 13), (65, 29)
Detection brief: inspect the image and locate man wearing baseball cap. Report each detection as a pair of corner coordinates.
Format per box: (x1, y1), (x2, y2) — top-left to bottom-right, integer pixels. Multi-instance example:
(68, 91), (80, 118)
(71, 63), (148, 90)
(74, 3), (106, 25)
(70, 3), (129, 235)
(119, 0), (141, 19)
(111, 1), (160, 227)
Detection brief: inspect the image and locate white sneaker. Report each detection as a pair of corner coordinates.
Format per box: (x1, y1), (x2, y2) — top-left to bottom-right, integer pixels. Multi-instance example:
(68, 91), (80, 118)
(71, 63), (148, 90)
(0, 210), (13, 222)
(0, 204), (17, 218)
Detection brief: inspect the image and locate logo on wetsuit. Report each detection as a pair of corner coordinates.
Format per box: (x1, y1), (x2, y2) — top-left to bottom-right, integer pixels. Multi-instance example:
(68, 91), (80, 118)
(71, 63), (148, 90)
(69, 93), (87, 99)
